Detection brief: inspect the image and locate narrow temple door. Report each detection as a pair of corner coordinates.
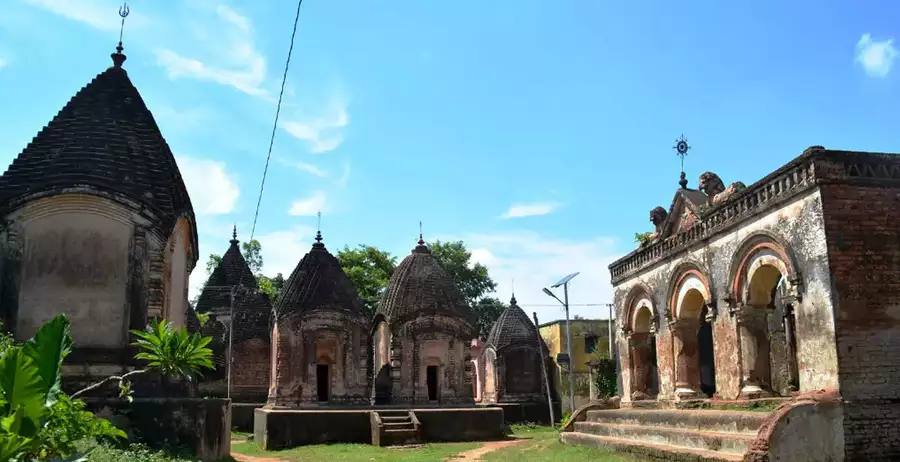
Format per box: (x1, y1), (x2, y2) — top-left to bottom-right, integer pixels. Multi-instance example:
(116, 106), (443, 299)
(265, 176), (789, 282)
(427, 366), (439, 401)
(317, 364), (329, 402)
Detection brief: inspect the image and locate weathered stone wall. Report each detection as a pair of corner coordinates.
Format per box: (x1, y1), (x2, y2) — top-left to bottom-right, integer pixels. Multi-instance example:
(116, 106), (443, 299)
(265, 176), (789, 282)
(613, 189), (839, 402)
(162, 219), (191, 329)
(232, 337), (270, 402)
(818, 175), (900, 459)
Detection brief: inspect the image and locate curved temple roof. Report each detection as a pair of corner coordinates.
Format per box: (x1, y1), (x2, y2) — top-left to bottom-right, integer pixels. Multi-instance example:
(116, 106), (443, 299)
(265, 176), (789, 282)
(0, 50), (197, 260)
(486, 295), (544, 353)
(376, 236), (474, 326)
(276, 231), (366, 319)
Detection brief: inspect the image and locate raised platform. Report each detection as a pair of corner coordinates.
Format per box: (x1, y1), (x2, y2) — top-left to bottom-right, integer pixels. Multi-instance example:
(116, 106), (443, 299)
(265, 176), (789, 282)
(484, 401), (562, 425)
(254, 406), (506, 450)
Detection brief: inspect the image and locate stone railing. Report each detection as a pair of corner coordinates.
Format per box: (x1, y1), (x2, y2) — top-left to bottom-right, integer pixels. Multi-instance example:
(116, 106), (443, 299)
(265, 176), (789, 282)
(609, 150), (819, 284)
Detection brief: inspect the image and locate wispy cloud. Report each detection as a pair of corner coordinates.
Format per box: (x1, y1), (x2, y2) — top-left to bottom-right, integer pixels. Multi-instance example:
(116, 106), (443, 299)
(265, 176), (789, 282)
(281, 97), (350, 154)
(444, 231), (624, 322)
(856, 33), (898, 78)
(0, 58), (6, 69)
(288, 190), (328, 216)
(337, 162), (351, 188)
(154, 5), (268, 97)
(499, 201), (562, 219)
(257, 225), (318, 277)
(175, 155), (240, 215)
(22, 0), (151, 32)
(278, 158), (329, 178)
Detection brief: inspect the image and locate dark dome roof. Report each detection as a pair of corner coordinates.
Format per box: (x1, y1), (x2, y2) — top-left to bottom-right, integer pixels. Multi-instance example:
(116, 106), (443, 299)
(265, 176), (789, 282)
(486, 295), (542, 353)
(0, 52), (196, 261)
(195, 229), (260, 314)
(275, 233), (366, 320)
(376, 237), (474, 326)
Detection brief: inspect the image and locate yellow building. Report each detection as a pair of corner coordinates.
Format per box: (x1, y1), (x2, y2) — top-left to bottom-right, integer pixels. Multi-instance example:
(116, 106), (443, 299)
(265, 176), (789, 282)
(539, 318), (614, 411)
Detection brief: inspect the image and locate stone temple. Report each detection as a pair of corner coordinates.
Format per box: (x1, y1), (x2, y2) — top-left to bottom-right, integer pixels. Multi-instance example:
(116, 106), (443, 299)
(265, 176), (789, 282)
(267, 230), (369, 407)
(0, 44), (198, 393)
(561, 146), (900, 461)
(195, 227), (272, 402)
(372, 234), (477, 405)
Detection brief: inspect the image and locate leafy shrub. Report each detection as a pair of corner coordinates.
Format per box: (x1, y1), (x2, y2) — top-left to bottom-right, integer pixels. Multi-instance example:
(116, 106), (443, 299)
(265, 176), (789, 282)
(85, 443), (196, 462)
(593, 358), (617, 399)
(29, 395), (125, 460)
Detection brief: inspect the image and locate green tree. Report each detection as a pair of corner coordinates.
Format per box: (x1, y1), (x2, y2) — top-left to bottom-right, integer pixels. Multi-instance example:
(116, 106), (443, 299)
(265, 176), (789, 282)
(258, 272), (285, 304)
(473, 297), (508, 338)
(205, 254), (223, 276)
(241, 239), (263, 274)
(429, 240), (497, 306)
(337, 245), (397, 318)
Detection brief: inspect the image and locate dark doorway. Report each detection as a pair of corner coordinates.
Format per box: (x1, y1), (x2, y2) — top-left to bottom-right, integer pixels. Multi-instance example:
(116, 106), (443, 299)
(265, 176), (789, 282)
(698, 305), (717, 397)
(648, 335), (660, 396)
(784, 304), (800, 392)
(426, 365), (439, 401)
(373, 365), (392, 405)
(317, 364), (329, 402)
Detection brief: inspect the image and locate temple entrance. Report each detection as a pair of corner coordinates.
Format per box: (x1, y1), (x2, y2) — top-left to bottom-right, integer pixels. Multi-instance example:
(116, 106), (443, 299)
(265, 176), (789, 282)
(737, 264), (783, 398)
(698, 305), (716, 397)
(316, 364), (329, 402)
(630, 305), (659, 399)
(672, 284), (717, 400)
(426, 366), (439, 401)
(783, 301), (800, 391)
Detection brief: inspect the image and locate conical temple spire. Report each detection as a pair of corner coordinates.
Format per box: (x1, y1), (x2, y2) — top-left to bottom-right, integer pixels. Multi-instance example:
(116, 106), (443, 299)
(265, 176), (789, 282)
(230, 225), (238, 245)
(111, 2), (130, 68)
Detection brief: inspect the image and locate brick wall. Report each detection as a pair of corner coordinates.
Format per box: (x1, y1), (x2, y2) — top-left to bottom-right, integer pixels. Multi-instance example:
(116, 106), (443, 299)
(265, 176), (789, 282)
(231, 337), (270, 402)
(820, 182), (900, 460)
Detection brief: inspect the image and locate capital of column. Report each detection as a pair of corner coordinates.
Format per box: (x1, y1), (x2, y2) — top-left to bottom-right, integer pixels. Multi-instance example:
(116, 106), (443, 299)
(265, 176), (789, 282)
(668, 317), (700, 334)
(732, 305), (773, 325)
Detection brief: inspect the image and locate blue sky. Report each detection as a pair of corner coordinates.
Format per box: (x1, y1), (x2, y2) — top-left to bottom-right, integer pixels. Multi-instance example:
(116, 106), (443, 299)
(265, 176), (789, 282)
(0, 0), (898, 323)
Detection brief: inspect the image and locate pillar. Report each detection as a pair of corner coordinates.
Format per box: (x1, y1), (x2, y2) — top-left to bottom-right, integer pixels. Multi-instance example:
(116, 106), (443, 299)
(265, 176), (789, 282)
(670, 318), (703, 400)
(736, 305), (773, 399)
(629, 332), (653, 401)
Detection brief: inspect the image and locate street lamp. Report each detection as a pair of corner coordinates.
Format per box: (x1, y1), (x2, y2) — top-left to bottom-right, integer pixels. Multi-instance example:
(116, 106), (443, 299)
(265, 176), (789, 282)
(543, 272), (579, 415)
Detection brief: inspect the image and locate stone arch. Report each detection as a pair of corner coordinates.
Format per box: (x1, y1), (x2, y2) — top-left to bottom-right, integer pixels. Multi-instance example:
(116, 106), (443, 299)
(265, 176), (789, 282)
(623, 283), (657, 332)
(728, 232), (800, 398)
(667, 262), (716, 399)
(666, 262), (713, 321)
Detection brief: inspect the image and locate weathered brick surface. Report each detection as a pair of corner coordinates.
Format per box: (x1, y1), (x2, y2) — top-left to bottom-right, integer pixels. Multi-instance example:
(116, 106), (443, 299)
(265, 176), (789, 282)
(819, 178), (900, 460)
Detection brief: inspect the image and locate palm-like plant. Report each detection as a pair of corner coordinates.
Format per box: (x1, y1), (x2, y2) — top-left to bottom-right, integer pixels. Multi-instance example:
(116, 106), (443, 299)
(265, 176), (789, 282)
(72, 318), (215, 399)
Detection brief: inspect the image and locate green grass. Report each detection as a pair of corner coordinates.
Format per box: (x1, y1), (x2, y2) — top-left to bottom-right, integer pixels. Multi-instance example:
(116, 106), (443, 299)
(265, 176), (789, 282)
(231, 440), (480, 461)
(483, 426), (641, 462)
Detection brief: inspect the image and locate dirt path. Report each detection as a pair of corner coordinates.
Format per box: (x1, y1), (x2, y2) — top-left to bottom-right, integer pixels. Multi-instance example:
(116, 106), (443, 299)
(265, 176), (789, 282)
(231, 452), (283, 462)
(446, 439), (524, 461)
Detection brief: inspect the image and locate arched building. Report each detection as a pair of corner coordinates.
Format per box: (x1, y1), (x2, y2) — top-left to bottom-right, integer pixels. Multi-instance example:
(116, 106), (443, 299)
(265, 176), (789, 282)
(481, 295), (553, 404)
(267, 230), (368, 407)
(195, 228), (272, 402)
(372, 235), (477, 405)
(607, 149), (900, 460)
(0, 44), (198, 393)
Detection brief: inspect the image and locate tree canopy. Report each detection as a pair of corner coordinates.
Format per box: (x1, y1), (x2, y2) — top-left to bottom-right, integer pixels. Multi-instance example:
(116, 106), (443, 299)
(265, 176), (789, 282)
(336, 245), (397, 318)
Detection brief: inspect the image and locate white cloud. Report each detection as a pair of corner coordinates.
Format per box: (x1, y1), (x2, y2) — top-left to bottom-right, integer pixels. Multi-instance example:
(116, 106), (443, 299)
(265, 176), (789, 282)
(856, 33), (898, 78)
(450, 231), (624, 324)
(150, 104), (211, 132)
(154, 5), (268, 97)
(278, 159), (329, 178)
(499, 201), (562, 219)
(176, 156), (240, 215)
(337, 162), (351, 188)
(22, 0), (150, 32)
(281, 98), (350, 154)
(256, 226), (318, 277)
(288, 190), (328, 216)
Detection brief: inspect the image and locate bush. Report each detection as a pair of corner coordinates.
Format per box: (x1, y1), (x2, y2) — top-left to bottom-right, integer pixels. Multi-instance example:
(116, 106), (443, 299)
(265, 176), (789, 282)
(85, 443), (196, 462)
(594, 358), (617, 399)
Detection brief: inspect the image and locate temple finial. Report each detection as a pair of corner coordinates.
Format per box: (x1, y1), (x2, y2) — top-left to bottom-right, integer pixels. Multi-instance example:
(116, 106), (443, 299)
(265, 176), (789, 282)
(674, 134), (690, 189)
(510, 278), (517, 305)
(418, 220), (425, 246)
(314, 211), (323, 245)
(230, 224), (238, 244)
(111, 2), (130, 67)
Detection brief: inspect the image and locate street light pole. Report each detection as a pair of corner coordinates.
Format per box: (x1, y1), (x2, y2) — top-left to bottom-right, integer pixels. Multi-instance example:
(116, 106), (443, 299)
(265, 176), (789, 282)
(543, 272), (580, 416)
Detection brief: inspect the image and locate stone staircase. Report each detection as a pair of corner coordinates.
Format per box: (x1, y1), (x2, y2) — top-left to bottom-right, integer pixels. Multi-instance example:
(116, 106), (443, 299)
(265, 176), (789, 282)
(560, 408), (769, 461)
(371, 410), (422, 446)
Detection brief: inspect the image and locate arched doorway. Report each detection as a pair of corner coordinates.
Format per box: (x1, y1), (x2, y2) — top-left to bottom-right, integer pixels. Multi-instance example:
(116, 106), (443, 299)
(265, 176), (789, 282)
(671, 272), (717, 400)
(630, 304), (659, 400)
(737, 263), (783, 398)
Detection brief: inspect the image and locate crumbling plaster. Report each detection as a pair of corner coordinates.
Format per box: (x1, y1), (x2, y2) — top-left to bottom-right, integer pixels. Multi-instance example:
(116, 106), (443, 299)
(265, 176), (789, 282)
(614, 189), (838, 401)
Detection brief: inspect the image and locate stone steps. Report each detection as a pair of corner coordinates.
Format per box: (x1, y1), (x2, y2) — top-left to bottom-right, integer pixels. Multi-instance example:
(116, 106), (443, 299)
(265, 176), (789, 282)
(373, 410), (422, 446)
(562, 408), (771, 461)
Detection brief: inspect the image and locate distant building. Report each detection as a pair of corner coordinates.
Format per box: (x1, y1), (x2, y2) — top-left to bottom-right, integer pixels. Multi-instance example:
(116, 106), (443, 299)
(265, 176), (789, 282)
(539, 318), (614, 411)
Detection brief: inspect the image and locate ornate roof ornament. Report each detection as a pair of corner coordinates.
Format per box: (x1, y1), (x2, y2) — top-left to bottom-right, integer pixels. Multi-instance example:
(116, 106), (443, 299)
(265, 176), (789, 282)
(674, 134), (691, 189)
(112, 2), (130, 68)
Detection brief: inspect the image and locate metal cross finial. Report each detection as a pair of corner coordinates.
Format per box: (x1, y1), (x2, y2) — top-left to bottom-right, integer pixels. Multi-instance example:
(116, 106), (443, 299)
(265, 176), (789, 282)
(673, 134), (691, 189)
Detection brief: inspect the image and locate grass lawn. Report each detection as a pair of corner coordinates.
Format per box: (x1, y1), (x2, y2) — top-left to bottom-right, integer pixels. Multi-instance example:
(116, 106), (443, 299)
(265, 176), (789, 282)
(482, 425), (641, 462)
(230, 425), (644, 461)
(231, 439), (479, 461)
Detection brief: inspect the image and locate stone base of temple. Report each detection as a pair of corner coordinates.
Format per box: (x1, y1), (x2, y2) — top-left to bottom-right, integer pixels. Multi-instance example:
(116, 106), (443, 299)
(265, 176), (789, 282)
(674, 387), (706, 401)
(254, 406), (505, 450)
(737, 384), (774, 400)
(484, 401), (562, 425)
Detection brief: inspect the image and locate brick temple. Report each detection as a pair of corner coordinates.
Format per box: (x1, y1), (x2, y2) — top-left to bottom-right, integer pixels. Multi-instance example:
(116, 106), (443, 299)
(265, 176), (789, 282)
(561, 146), (900, 461)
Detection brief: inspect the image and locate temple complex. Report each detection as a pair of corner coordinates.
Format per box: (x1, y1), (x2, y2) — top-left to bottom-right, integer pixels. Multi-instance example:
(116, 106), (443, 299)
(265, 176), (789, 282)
(0, 43), (198, 393)
(266, 230), (369, 407)
(372, 234), (477, 405)
(561, 145), (900, 461)
(195, 228), (272, 402)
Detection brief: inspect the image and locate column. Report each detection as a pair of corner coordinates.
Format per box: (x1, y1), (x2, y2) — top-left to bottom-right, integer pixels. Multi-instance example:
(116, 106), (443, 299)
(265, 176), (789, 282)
(629, 332), (653, 401)
(736, 305), (773, 399)
(670, 318), (703, 400)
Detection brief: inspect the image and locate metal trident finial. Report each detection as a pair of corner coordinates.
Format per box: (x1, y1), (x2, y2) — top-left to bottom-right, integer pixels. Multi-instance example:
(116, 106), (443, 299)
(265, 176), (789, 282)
(118, 2), (130, 45)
